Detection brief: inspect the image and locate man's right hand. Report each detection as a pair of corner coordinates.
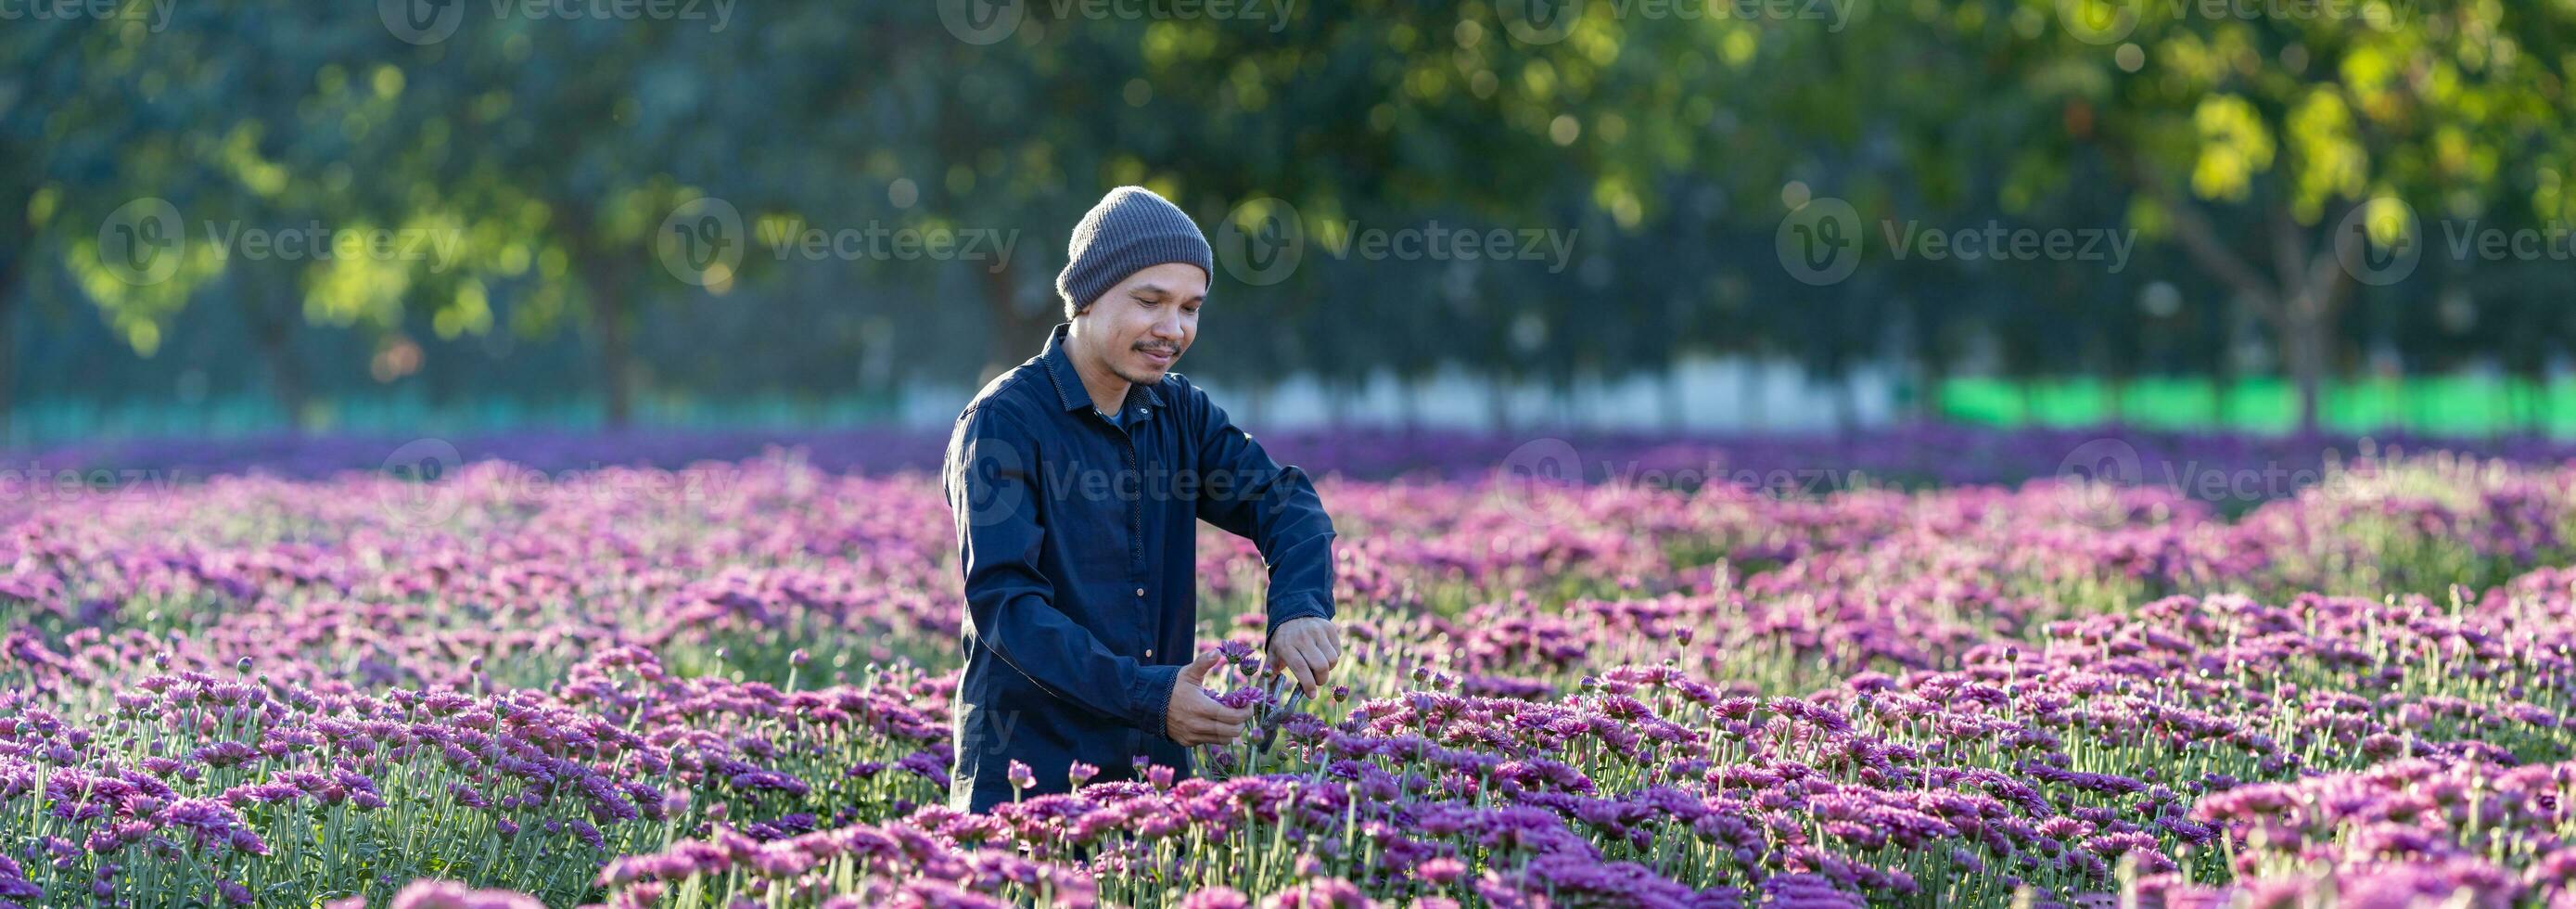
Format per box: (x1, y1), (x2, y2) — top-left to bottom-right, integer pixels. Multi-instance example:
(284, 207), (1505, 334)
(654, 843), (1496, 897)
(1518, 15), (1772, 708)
(1165, 650), (1251, 746)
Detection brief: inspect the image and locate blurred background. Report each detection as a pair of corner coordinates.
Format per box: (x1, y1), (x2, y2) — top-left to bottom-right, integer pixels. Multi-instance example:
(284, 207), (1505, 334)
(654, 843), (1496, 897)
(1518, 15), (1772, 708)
(6, 0), (2573, 452)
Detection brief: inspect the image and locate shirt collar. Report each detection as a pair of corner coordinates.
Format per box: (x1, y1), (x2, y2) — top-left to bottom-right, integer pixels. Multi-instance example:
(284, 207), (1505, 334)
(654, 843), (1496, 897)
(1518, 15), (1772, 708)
(1039, 322), (1167, 418)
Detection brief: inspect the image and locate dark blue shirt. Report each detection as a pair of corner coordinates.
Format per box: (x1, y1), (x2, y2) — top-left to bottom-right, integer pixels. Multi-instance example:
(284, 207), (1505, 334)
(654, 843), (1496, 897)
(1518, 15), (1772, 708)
(942, 323), (1336, 811)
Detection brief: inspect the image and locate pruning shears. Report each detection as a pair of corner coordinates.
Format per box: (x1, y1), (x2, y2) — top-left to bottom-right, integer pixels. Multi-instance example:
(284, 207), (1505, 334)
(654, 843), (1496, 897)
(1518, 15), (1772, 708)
(1253, 670), (1308, 751)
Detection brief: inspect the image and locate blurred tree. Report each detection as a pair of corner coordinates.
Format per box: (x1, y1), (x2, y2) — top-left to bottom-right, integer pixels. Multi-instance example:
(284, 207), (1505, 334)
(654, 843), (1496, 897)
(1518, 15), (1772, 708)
(406, 21), (720, 425)
(9, 0), (2574, 436)
(840, 2), (1668, 396)
(29, 4), (557, 429)
(4, 7), (214, 434)
(1933, 0), (2576, 432)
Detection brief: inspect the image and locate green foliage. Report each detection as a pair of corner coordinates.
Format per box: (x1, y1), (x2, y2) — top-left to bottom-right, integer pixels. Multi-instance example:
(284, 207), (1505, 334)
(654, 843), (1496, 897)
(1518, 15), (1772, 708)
(6, 2), (2574, 431)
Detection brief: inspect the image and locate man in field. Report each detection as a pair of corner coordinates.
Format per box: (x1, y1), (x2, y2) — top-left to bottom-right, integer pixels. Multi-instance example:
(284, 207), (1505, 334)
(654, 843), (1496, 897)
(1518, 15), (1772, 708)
(942, 186), (1342, 813)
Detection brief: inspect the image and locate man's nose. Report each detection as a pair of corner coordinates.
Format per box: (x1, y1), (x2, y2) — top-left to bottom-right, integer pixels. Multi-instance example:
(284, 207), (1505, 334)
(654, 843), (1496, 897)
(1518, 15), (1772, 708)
(1149, 313), (1183, 339)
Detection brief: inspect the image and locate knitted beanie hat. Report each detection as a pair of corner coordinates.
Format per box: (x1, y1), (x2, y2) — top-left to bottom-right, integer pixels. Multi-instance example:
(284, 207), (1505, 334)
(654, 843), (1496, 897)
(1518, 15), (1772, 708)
(1055, 186), (1214, 319)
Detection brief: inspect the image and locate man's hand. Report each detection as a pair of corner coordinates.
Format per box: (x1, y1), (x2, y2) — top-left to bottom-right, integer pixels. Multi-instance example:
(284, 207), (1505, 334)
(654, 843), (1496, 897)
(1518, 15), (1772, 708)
(1268, 616), (1341, 700)
(1165, 650), (1251, 746)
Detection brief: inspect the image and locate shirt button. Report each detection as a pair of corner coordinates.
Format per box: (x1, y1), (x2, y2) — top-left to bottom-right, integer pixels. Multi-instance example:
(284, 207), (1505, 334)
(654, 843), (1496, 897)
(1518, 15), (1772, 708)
(1135, 587), (1147, 596)
(1145, 648), (1154, 658)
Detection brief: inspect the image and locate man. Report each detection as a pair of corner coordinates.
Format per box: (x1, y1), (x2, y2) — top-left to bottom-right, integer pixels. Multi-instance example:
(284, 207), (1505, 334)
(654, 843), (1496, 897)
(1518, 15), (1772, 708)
(942, 186), (1342, 813)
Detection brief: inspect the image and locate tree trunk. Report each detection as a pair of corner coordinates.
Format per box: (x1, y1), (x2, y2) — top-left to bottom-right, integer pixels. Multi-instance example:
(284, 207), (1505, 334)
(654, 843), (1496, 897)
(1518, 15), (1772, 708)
(2282, 305), (2327, 437)
(2274, 226), (2351, 439)
(1917, 347), (1947, 424)
(0, 250), (16, 447)
(581, 254), (637, 428)
(981, 264), (1054, 385)
(2210, 303), (2232, 429)
(237, 267), (310, 432)
(2111, 154), (2358, 437)
(2524, 368), (2545, 435)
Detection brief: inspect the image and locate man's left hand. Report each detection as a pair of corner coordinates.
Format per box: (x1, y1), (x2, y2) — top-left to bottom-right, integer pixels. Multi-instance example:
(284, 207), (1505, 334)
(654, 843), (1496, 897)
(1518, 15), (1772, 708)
(1268, 616), (1340, 700)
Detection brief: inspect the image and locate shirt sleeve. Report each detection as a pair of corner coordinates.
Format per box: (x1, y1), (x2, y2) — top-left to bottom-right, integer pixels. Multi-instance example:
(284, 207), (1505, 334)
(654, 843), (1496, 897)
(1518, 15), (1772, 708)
(1180, 381), (1338, 646)
(946, 403), (1182, 736)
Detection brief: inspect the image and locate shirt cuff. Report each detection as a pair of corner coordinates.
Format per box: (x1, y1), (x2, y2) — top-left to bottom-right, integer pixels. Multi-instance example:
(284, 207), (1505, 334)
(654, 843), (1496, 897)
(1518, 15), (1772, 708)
(1263, 593), (1333, 647)
(1129, 662), (1184, 739)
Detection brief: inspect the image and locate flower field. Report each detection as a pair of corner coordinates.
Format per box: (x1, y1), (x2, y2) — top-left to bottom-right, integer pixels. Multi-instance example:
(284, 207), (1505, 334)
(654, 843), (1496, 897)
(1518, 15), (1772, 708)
(6, 438), (2576, 907)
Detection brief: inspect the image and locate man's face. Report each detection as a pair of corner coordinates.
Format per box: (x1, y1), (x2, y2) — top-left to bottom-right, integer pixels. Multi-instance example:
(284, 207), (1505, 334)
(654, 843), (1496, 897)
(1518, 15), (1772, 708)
(1074, 262), (1204, 385)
